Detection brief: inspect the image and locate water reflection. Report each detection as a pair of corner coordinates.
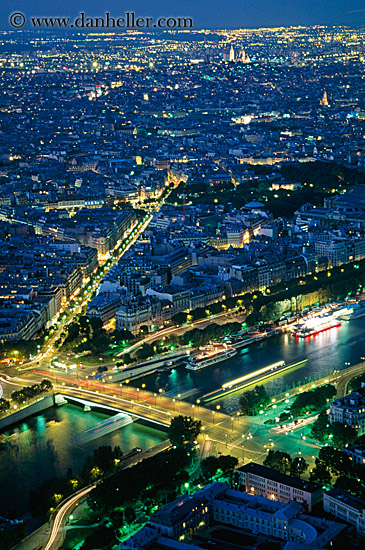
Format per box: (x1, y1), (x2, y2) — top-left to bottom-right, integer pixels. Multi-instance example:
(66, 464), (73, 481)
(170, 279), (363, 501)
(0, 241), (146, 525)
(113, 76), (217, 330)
(0, 404), (165, 517)
(139, 319), (365, 412)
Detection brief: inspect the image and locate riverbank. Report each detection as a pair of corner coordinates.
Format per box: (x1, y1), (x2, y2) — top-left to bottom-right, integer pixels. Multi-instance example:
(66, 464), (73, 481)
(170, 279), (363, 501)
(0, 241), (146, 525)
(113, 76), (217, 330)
(0, 403), (167, 519)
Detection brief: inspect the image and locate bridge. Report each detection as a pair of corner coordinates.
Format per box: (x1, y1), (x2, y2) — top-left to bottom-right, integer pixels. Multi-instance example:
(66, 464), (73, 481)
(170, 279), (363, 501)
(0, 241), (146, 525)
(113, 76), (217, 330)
(334, 360), (365, 398)
(58, 389), (172, 428)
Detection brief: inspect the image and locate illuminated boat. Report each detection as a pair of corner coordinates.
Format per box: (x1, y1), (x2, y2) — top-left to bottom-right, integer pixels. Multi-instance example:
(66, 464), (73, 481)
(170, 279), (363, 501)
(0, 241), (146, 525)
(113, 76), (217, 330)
(294, 316), (341, 338)
(339, 304), (365, 321)
(185, 346), (237, 371)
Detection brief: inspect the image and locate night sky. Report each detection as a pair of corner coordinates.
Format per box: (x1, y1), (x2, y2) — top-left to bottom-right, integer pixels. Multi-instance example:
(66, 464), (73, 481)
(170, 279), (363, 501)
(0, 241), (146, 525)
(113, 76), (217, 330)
(0, 0), (364, 31)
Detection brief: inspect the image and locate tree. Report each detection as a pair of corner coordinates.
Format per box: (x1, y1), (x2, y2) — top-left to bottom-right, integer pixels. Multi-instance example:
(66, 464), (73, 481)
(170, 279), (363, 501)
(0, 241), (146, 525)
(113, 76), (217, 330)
(40, 379), (53, 392)
(122, 353), (134, 365)
(90, 317), (103, 332)
(110, 509), (124, 534)
(335, 475), (363, 496)
(171, 312), (188, 326)
(290, 385), (336, 417)
(329, 422), (358, 449)
(316, 447), (352, 477)
(217, 455), (239, 474)
(311, 411), (330, 442)
(124, 506), (136, 526)
(93, 446), (123, 475)
(289, 457), (308, 478)
(264, 450), (292, 474)
(80, 524), (116, 550)
(0, 398), (10, 414)
(239, 385), (271, 416)
(201, 457), (219, 481)
(136, 343), (154, 362)
(167, 415), (202, 447)
(309, 464), (331, 487)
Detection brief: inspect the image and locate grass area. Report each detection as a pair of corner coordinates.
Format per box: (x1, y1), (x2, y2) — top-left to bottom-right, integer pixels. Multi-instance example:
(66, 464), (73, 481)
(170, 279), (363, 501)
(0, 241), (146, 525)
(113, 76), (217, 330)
(60, 527), (92, 550)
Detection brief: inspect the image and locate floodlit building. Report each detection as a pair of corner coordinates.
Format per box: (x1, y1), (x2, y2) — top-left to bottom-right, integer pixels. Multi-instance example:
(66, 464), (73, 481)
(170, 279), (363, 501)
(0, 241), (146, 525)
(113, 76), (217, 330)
(329, 390), (365, 434)
(324, 488), (365, 537)
(237, 463), (322, 512)
(122, 482), (345, 549)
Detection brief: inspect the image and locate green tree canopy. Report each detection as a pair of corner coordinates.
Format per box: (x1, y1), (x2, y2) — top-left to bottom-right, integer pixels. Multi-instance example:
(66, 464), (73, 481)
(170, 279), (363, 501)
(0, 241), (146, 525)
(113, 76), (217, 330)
(263, 450), (292, 474)
(167, 415), (202, 447)
(329, 422), (358, 449)
(239, 385), (271, 416)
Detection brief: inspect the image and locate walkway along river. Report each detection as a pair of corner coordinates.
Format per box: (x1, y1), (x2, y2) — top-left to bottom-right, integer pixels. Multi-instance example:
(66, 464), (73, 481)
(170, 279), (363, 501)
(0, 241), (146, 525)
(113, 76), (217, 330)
(139, 317), (365, 412)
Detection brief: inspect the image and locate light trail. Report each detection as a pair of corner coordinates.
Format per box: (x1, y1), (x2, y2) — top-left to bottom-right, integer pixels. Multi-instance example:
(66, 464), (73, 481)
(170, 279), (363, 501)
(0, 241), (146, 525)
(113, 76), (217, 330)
(61, 389), (170, 428)
(43, 485), (96, 550)
(222, 361), (285, 389)
(58, 385), (173, 423)
(203, 360), (307, 402)
(0, 375), (34, 387)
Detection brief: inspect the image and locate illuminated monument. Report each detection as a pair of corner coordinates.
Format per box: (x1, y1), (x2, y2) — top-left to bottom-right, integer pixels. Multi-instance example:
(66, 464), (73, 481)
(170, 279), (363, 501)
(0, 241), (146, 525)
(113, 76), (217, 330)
(229, 45), (235, 62)
(320, 90), (329, 106)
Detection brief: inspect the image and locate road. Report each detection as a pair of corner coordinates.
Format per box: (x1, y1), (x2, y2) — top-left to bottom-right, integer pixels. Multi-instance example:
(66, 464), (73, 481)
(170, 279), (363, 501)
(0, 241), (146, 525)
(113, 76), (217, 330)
(44, 486), (96, 550)
(14, 214), (152, 375)
(335, 360), (365, 397)
(6, 358), (365, 550)
(115, 309), (246, 357)
(53, 379), (321, 471)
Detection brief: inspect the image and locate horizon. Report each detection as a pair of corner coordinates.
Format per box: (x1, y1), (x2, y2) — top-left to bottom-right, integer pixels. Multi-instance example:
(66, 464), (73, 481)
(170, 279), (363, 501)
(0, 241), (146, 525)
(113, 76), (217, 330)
(0, 0), (364, 32)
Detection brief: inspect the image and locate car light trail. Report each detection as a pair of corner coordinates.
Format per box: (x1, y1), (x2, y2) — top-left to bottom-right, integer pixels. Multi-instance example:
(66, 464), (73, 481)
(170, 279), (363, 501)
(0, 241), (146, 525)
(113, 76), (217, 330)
(43, 485), (96, 550)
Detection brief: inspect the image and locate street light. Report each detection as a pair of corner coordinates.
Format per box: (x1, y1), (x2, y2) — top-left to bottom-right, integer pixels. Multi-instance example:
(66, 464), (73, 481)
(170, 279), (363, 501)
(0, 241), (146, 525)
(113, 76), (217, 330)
(212, 411), (215, 425)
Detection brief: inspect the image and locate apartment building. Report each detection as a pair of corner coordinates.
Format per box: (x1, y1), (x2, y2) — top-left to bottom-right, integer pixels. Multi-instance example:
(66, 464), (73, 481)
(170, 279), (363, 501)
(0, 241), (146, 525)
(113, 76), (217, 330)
(324, 488), (365, 537)
(237, 463), (322, 512)
(329, 390), (365, 434)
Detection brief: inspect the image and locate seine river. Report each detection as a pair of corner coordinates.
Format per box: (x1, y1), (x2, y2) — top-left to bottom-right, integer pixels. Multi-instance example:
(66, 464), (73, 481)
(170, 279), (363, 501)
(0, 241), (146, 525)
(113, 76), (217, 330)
(0, 404), (166, 517)
(142, 318), (365, 411)
(1, 318), (364, 518)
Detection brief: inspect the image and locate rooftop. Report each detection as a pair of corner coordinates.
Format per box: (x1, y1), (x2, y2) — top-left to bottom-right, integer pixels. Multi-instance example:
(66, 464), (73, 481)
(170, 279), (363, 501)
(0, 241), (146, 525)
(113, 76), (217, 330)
(238, 462), (321, 494)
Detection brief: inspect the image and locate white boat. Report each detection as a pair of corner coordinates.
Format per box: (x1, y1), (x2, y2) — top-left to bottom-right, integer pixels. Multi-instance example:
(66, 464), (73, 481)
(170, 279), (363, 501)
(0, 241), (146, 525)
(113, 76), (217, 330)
(84, 405), (92, 412)
(294, 317), (341, 338)
(339, 305), (365, 321)
(186, 347), (237, 371)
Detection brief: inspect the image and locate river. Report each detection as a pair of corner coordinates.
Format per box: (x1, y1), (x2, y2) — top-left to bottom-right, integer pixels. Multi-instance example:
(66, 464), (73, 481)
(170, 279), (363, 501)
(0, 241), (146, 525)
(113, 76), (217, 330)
(139, 318), (365, 412)
(1, 318), (364, 518)
(0, 404), (166, 518)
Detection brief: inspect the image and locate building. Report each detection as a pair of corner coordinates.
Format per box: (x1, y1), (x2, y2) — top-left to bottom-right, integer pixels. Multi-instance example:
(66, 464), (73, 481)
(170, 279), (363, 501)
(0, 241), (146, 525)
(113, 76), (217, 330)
(86, 293), (122, 324)
(229, 45), (235, 62)
(342, 444), (365, 466)
(329, 390), (365, 434)
(115, 296), (173, 334)
(122, 482), (346, 550)
(146, 285), (190, 314)
(324, 488), (365, 537)
(237, 463), (322, 512)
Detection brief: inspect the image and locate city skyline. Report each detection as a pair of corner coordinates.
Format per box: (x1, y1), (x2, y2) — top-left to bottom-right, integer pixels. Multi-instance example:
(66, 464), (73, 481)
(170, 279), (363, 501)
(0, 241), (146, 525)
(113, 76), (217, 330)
(0, 0), (365, 30)
(0, 15), (365, 550)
